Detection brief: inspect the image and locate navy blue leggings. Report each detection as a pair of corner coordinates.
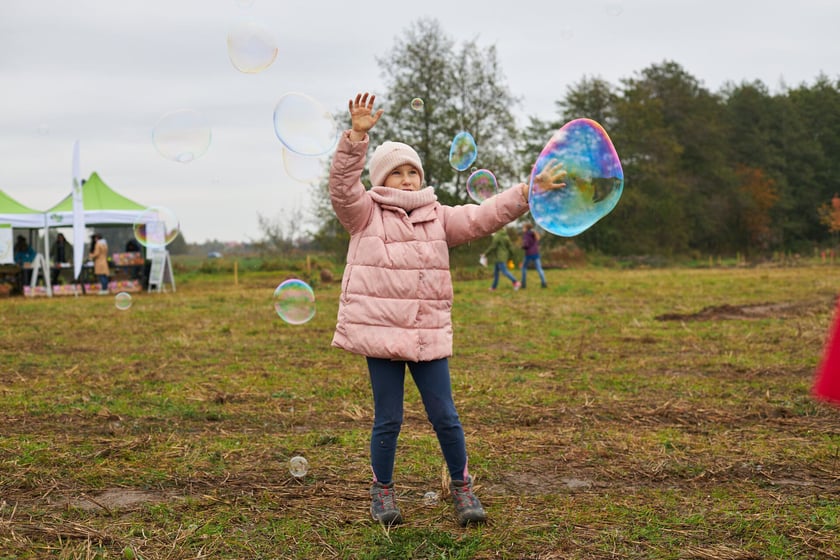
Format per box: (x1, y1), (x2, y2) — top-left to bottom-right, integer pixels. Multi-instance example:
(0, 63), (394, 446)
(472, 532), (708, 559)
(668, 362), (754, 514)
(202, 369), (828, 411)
(366, 357), (468, 484)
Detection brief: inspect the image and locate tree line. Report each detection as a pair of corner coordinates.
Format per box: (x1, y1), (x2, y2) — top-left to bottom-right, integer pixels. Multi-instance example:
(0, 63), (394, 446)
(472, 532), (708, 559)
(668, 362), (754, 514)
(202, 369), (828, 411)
(303, 18), (840, 259)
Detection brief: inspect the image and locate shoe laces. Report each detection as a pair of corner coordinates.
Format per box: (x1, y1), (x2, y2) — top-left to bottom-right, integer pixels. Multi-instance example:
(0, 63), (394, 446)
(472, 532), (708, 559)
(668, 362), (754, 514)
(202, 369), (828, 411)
(374, 485), (397, 510)
(452, 484), (479, 508)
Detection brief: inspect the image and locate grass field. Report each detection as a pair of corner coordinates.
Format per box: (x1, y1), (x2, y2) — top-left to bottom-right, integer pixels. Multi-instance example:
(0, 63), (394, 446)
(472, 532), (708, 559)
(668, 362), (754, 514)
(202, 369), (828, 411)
(1, 262), (839, 559)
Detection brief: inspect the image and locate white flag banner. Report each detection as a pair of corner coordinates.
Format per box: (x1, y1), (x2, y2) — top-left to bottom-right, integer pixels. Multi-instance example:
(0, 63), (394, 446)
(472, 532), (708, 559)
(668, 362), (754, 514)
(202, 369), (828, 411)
(72, 140), (86, 280)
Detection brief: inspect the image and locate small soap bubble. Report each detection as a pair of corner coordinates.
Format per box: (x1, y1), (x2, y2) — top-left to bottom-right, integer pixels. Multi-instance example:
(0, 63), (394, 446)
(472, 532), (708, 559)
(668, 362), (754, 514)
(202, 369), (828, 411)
(273, 92), (338, 156)
(423, 491), (438, 506)
(133, 206), (181, 249)
(152, 109), (211, 163)
(289, 456), (309, 477)
(529, 118), (623, 237)
(115, 292), (133, 311)
(449, 131), (478, 172)
(282, 148), (328, 185)
(273, 278), (316, 325)
(410, 98), (425, 111)
(604, 2), (624, 16)
(227, 20), (278, 74)
(466, 169), (498, 203)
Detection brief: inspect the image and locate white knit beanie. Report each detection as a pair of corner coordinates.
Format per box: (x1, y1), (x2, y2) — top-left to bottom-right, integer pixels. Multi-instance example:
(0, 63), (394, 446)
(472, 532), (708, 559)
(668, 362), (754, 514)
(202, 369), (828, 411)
(368, 141), (425, 187)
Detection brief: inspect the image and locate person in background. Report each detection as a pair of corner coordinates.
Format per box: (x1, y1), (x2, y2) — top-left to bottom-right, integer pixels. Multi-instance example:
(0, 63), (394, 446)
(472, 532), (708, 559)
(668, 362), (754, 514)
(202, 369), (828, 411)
(125, 238), (142, 280)
(50, 233), (72, 284)
(89, 233), (110, 294)
(482, 228), (520, 291)
(14, 235), (36, 286)
(520, 222), (547, 289)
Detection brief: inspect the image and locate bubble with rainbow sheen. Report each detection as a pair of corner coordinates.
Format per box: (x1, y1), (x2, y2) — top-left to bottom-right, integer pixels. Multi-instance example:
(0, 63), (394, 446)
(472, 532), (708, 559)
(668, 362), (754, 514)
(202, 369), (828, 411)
(410, 98), (425, 111)
(289, 455), (309, 478)
(528, 118), (623, 237)
(152, 109), (211, 163)
(282, 148), (328, 185)
(114, 292), (133, 311)
(466, 168), (498, 203)
(448, 131), (477, 171)
(273, 92), (338, 156)
(227, 20), (278, 74)
(133, 206), (181, 249)
(273, 278), (316, 325)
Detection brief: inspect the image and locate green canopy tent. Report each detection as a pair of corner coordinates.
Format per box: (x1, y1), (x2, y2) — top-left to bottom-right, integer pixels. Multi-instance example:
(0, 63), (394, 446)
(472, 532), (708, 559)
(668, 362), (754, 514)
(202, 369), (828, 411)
(44, 172), (158, 294)
(0, 188), (45, 265)
(45, 171), (147, 227)
(0, 188), (45, 228)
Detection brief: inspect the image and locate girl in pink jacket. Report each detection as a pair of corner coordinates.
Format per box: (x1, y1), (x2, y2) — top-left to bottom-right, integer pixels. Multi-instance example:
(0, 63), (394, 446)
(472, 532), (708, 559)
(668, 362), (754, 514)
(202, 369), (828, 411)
(329, 92), (565, 527)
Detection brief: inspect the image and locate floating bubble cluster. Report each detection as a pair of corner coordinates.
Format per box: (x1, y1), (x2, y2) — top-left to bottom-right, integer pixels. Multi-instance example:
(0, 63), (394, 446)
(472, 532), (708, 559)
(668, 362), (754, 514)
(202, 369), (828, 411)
(529, 118), (623, 237)
(114, 292), (132, 311)
(273, 278), (316, 325)
(133, 206), (181, 249)
(273, 92), (338, 156)
(410, 98), (424, 111)
(152, 109), (211, 163)
(466, 168), (498, 203)
(448, 131), (477, 171)
(226, 20), (278, 74)
(289, 456), (309, 477)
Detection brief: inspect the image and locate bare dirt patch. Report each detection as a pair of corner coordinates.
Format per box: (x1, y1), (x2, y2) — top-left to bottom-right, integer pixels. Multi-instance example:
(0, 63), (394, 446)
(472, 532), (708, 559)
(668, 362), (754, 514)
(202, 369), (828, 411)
(655, 299), (830, 321)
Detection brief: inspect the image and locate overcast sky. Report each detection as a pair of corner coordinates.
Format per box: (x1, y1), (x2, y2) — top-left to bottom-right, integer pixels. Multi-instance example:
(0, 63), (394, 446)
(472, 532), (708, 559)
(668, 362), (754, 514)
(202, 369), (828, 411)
(2, 0), (838, 243)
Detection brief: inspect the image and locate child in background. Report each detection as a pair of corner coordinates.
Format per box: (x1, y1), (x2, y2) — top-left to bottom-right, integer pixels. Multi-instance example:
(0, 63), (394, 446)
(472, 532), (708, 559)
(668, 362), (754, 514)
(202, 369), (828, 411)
(328, 92), (566, 526)
(482, 228), (520, 291)
(520, 222), (547, 288)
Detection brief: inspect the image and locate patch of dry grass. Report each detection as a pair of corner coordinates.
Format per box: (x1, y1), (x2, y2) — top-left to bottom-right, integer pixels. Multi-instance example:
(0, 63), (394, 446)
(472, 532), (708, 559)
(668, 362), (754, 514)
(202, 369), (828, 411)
(1, 264), (839, 559)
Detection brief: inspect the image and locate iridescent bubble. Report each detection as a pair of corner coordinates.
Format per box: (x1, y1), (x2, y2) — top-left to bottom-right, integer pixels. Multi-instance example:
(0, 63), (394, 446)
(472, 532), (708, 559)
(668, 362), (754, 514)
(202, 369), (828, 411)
(115, 292), (133, 311)
(449, 131), (478, 171)
(410, 98), (424, 111)
(152, 109), (211, 163)
(529, 118), (623, 237)
(282, 148), (328, 185)
(466, 168), (498, 203)
(273, 278), (316, 325)
(273, 92), (339, 156)
(289, 455), (309, 477)
(226, 20), (278, 74)
(133, 206), (181, 249)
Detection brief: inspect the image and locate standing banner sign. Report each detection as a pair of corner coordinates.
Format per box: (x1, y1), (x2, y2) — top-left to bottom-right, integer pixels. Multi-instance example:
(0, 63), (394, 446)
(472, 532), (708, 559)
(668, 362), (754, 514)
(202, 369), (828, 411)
(147, 248), (176, 293)
(71, 140), (86, 284)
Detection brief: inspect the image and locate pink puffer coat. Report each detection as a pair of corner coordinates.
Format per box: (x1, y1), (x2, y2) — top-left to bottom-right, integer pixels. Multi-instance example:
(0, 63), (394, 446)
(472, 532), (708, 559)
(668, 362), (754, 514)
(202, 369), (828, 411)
(329, 130), (530, 362)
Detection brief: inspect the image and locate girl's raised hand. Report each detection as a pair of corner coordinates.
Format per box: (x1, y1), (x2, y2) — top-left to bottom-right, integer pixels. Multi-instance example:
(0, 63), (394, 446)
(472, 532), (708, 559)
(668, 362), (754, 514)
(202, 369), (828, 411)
(349, 92), (384, 136)
(533, 160), (567, 193)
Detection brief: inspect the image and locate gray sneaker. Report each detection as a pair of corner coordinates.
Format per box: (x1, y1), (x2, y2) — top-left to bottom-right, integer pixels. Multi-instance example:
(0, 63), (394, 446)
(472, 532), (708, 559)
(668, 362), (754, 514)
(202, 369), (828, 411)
(370, 481), (402, 526)
(449, 476), (487, 526)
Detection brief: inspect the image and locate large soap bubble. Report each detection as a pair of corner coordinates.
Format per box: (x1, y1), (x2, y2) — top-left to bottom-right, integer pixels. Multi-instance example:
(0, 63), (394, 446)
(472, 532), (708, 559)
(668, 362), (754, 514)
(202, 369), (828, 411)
(152, 109), (212, 163)
(529, 118), (623, 237)
(466, 169), (498, 203)
(449, 131), (477, 171)
(227, 20), (278, 74)
(273, 92), (338, 156)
